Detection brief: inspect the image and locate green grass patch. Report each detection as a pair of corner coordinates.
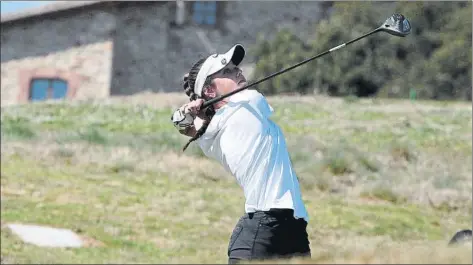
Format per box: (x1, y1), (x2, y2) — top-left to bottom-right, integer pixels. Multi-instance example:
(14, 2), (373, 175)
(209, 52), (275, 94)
(309, 198), (449, 240)
(1, 95), (471, 263)
(0, 116), (36, 140)
(360, 186), (407, 204)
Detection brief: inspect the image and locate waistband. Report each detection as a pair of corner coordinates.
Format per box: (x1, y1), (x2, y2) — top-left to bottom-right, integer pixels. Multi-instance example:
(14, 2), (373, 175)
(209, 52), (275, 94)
(247, 208), (295, 218)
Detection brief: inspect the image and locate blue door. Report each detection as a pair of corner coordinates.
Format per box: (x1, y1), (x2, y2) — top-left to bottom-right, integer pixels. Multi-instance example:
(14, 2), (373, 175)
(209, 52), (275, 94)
(193, 1), (216, 25)
(205, 2), (216, 25)
(193, 2), (204, 24)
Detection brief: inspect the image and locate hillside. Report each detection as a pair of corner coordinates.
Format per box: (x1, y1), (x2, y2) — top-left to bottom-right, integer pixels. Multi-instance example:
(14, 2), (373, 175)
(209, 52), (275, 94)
(1, 92), (472, 264)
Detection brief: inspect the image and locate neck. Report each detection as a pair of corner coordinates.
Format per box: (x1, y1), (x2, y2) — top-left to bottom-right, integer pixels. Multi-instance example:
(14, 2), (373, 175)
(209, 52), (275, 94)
(209, 85), (240, 110)
(213, 98), (229, 110)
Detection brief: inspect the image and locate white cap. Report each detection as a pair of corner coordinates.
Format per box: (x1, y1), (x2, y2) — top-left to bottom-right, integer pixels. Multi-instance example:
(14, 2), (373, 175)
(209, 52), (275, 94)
(194, 44), (246, 97)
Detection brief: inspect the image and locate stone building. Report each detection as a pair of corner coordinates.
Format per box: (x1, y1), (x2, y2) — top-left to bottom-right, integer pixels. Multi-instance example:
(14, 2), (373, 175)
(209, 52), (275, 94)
(1, 1), (330, 106)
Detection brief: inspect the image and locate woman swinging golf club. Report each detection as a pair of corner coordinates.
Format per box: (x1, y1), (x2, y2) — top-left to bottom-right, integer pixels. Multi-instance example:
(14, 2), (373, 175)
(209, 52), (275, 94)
(171, 44), (311, 263)
(170, 14), (413, 264)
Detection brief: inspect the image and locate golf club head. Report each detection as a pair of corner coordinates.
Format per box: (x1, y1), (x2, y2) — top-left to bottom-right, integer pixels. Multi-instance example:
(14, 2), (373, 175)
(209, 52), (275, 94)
(379, 14), (411, 37)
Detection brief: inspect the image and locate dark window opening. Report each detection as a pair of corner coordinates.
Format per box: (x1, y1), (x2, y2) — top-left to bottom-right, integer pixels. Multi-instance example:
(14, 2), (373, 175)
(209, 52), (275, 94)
(29, 78), (68, 101)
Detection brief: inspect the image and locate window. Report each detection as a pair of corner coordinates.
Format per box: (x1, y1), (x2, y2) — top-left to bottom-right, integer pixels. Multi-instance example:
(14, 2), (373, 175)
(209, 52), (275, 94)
(192, 1), (217, 25)
(29, 78), (68, 101)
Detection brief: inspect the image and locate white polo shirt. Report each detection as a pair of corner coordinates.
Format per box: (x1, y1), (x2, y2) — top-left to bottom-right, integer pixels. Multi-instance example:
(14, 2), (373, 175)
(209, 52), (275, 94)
(197, 89), (309, 222)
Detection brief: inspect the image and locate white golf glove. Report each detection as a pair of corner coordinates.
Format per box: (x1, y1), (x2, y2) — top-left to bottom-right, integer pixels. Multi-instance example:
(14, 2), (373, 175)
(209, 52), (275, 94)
(171, 105), (195, 130)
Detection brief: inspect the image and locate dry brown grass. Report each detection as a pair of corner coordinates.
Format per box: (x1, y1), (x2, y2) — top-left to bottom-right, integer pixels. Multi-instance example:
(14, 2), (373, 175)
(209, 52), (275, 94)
(1, 92), (471, 263)
(249, 241), (472, 264)
(1, 140), (231, 183)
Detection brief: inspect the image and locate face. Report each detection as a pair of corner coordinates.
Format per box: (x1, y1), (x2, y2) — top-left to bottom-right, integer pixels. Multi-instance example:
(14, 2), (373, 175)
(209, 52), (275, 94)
(202, 63), (247, 99)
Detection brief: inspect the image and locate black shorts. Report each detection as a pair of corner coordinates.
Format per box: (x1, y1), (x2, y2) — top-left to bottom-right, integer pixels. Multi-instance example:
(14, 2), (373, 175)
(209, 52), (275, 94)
(227, 209), (311, 264)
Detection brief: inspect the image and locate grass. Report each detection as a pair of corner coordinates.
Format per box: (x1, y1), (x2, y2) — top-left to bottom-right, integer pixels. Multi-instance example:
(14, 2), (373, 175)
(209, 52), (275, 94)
(360, 186), (407, 204)
(1, 92), (472, 264)
(248, 243), (472, 264)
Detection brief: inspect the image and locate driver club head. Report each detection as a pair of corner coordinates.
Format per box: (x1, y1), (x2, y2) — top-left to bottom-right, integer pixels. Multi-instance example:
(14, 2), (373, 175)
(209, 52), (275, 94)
(379, 13), (411, 37)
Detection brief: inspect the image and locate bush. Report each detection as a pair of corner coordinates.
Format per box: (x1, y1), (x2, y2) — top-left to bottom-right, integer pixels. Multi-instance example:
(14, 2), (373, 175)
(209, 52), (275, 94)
(250, 29), (314, 95)
(250, 2), (472, 101)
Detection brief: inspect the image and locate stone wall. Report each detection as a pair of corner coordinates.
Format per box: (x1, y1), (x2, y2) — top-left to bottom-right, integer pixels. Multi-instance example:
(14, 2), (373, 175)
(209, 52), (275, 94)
(117, 1), (327, 93)
(160, 1), (327, 92)
(110, 2), (172, 95)
(1, 1), (328, 105)
(0, 3), (116, 106)
(1, 41), (113, 107)
(0, 5), (115, 62)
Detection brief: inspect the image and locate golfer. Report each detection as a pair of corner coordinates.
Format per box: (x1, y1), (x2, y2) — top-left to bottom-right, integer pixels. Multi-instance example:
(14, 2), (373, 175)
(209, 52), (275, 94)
(171, 44), (311, 264)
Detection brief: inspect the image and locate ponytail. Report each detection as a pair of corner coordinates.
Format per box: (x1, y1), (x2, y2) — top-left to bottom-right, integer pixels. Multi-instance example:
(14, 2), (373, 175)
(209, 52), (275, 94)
(181, 60), (215, 152)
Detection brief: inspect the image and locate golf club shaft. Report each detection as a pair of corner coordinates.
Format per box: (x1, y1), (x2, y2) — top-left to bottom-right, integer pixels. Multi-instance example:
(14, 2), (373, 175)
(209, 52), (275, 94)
(202, 28), (381, 109)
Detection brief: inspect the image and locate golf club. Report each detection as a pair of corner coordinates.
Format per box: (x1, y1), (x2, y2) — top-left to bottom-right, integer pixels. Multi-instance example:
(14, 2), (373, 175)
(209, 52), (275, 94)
(182, 13), (411, 151)
(201, 13), (411, 109)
